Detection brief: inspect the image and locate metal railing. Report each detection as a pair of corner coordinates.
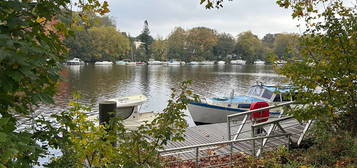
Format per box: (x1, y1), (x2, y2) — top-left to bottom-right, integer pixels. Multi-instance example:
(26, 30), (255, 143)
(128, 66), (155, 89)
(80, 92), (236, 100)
(159, 133), (291, 168)
(227, 101), (312, 156)
(227, 101), (294, 140)
(159, 102), (313, 167)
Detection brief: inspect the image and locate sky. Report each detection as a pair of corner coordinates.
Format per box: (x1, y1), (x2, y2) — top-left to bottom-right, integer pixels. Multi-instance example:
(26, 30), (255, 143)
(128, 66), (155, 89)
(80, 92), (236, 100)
(105, 0), (303, 39)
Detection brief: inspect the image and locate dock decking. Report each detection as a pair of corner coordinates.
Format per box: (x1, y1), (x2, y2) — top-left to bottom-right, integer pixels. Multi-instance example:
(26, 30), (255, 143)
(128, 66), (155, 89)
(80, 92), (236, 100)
(164, 118), (307, 154)
(160, 102), (312, 167)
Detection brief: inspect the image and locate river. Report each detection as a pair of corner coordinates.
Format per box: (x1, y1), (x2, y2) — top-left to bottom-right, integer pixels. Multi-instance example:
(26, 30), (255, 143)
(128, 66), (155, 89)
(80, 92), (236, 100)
(35, 64), (285, 127)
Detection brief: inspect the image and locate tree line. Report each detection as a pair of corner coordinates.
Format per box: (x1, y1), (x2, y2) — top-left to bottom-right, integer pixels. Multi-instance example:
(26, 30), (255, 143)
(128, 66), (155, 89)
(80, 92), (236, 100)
(65, 16), (300, 64)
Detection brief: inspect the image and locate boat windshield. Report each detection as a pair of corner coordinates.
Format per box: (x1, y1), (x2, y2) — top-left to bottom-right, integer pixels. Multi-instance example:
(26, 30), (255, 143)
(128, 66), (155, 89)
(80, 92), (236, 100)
(248, 86), (263, 97)
(248, 86), (273, 100)
(261, 89), (273, 99)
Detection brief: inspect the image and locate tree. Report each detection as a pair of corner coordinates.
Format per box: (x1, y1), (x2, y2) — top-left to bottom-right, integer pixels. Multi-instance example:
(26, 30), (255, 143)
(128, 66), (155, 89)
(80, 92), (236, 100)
(213, 33), (235, 61)
(186, 27), (218, 61)
(275, 0), (357, 133)
(87, 26), (131, 61)
(0, 0), (109, 166)
(151, 38), (168, 61)
(167, 27), (188, 61)
(235, 31), (263, 64)
(273, 33), (300, 60)
(136, 20), (154, 61)
(262, 33), (276, 49)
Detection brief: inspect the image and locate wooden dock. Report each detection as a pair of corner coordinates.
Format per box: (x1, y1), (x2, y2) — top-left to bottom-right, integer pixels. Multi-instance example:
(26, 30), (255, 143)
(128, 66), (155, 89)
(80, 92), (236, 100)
(160, 102), (312, 167)
(164, 118), (307, 154)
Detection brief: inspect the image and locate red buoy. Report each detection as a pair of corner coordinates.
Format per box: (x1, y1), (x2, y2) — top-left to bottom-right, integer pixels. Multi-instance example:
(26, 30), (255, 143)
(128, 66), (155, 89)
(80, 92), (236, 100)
(250, 102), (270, 123)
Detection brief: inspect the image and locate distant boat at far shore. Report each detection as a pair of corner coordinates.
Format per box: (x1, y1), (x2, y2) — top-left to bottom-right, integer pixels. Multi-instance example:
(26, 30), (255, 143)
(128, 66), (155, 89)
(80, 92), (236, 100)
(230, 59), (246, 65)
(95, 61), (112, 65)
(254, 60), (265, 65)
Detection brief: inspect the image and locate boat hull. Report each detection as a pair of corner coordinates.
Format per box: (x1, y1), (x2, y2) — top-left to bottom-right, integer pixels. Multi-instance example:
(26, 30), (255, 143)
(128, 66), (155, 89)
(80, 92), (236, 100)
(188, 102), (246, 125)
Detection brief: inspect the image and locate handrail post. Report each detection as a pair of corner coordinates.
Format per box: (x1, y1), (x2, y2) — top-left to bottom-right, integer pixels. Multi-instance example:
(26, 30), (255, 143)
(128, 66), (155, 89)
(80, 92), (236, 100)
(195, 147), (199, 168)
(251, 125), (256, 156)
(227, 116), (231, 140)
(297, 120), (312, 146)
(230, 141), (233, 167)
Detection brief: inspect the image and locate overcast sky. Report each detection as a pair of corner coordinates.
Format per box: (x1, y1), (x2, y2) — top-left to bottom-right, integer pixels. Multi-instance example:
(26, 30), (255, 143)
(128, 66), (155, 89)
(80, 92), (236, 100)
(105, 0), (303, 39)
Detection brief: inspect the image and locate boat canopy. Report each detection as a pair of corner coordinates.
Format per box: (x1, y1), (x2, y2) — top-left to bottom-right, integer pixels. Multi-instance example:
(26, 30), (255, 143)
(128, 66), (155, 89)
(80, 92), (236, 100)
(247, 85), (292, 100)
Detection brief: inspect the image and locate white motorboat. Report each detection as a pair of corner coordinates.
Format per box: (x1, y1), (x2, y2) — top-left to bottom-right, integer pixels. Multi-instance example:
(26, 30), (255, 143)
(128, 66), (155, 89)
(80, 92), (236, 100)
(116, 60), (128, 65)
(254, 60), (265, 65)
(148, 59), (163, 65)
(127, 62), (137, 66)
(188, 84), (293, 125)
(109, 95), (156, 130)
(167, 60), (181, 65)
(95, 61), (113, 65)
(230, 60), (246, 65)
(274, 60), (287, 64)
(217, 61), (225, 65)
(66, 58), (84, 65)
(199, 61), (215, 65)
(188, 61), (199, 65)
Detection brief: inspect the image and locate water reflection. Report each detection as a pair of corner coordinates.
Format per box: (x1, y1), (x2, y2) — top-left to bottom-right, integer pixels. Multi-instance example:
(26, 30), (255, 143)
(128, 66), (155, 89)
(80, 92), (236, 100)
(41, 64), (285, 126)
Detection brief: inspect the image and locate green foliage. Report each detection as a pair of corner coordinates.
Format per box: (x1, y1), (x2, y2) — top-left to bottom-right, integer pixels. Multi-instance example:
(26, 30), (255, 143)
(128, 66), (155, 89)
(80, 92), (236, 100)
(186, 27), (218, 61)
(0, 0), (108, 166)
(151, 38), (168, 61)
(303, 122), (357, 167)
(167, 27), (189, 61)
(213, 33), (236, 61)
(235, 31), (263, 64)
(199, 0), (232, 9)
(277, 0), (357, 133)
(136, 20), (154, 61)
(38, 81), (195, 167)
(65, 15), (131, 62)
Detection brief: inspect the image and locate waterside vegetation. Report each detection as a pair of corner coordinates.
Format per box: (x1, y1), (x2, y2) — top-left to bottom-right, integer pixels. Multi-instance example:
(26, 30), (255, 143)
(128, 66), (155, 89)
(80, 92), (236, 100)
(0, 0), (356, 167)
(64, 15), (300, 64)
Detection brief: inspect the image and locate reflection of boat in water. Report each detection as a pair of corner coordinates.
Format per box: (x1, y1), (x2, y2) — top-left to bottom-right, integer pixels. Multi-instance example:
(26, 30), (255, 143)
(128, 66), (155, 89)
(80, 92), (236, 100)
(109, 95), (156, 130)
(188, 84), (293, 125)
(95, 61), (113, 65)
(66, 58), (84, 65)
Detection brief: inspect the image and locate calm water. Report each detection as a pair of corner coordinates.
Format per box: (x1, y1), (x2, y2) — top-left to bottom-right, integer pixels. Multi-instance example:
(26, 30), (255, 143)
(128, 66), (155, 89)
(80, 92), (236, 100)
(36, 64), (285, 126)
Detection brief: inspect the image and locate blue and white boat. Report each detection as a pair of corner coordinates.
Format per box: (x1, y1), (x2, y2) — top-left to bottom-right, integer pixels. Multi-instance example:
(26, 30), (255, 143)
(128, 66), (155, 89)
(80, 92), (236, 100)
(188, 84), (293, 125)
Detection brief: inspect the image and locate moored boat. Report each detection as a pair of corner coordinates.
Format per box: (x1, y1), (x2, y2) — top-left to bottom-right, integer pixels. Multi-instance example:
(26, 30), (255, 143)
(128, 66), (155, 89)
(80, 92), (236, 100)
(254, 60), (265, 65)
(95, 61), (113, 65)
(230, 59), (246, 65)
(188, 61), (199, 65)
(127, 62), (137, 66)
(167, 60), (181, 65)
(217, 61), (225, 65)
(108, 95), (156, 130)
(199, 61), (215, 65)
(66, 58), (84, 65)
(116, 60), (128, 65)
(188, 84), (293, 125)
(148, 59), (163, 65)
(136, 62), (145, 65)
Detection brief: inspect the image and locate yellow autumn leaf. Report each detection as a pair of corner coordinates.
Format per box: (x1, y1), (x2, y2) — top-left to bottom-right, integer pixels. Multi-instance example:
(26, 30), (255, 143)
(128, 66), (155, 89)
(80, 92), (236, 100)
(36, 17), (46, 23)
(300, 166), (308, 168)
